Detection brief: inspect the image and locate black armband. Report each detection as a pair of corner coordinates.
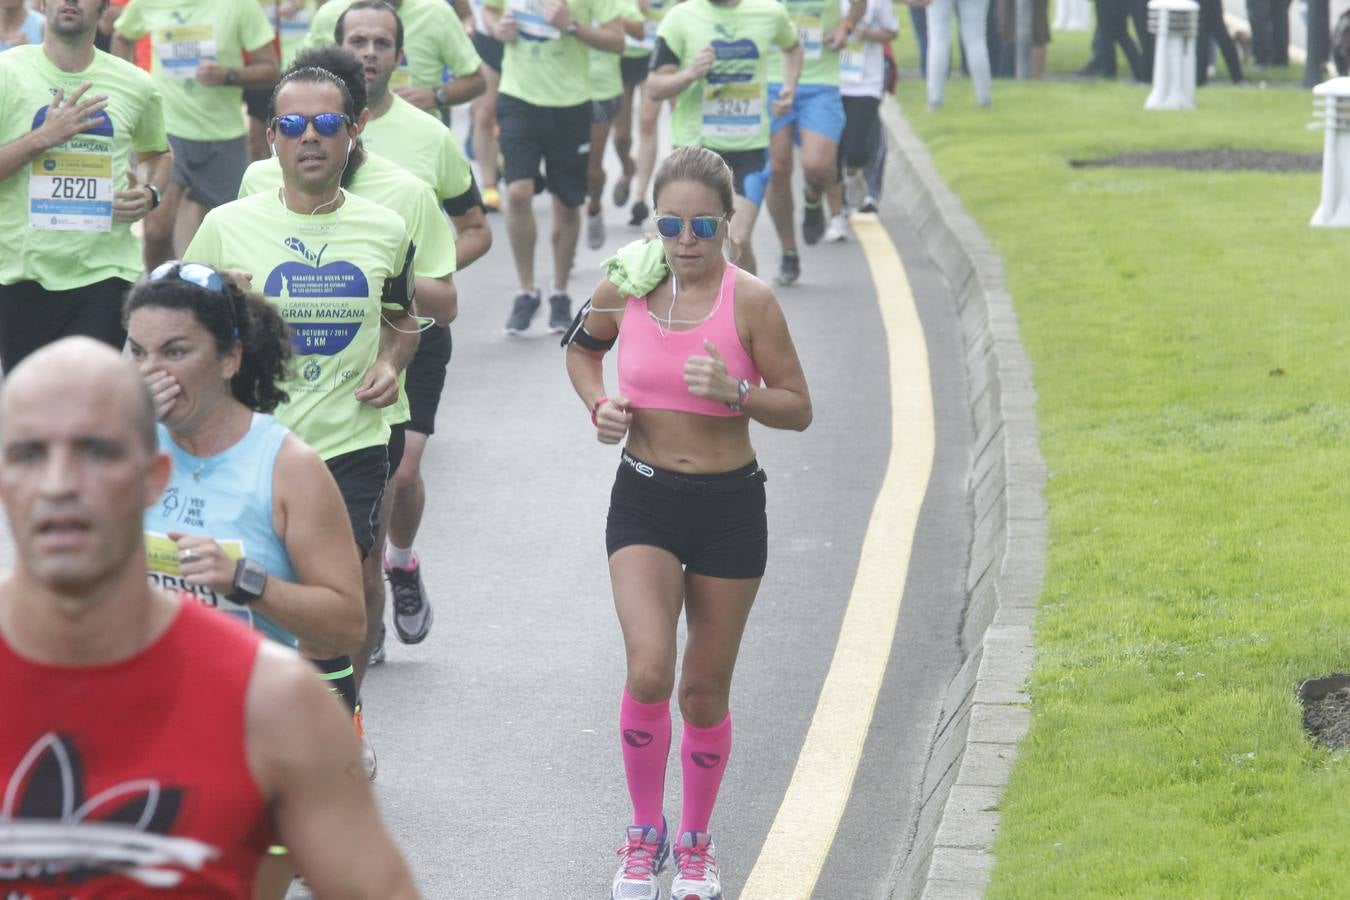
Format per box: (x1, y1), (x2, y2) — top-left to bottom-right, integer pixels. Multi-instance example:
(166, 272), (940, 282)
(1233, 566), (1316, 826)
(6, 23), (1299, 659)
(651, 37), (680, 71)
(443, 176), (484, 218)
(381, 241), (417, 311)
(560, 299), (617, 351)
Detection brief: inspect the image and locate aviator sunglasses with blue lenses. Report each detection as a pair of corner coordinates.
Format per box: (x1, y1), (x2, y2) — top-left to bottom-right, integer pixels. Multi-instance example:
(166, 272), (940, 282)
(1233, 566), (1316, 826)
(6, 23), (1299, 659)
(654, 215), (724, 240)
(147, 261), (238, 338)
(271, 112), (351, 138)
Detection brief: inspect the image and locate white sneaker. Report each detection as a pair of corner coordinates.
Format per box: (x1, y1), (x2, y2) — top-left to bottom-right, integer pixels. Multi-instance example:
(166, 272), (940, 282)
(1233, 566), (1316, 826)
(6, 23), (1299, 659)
(671, 831), (722, 900)
(823, 213), (849, 243)
(587, 209), (606, 250)
(858, 195), (878, 214)
(610, 823), (669, 900)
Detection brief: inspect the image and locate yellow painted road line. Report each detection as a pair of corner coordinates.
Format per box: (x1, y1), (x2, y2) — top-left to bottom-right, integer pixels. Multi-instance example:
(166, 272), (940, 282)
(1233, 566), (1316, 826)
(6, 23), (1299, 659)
(741, 215), (936, 899)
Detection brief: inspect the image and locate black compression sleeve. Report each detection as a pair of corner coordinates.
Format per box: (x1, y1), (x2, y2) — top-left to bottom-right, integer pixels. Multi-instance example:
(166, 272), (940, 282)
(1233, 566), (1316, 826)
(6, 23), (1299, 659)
(651, 37), (680, 71)
(381, 241), (416, 311)
(442, 176), (485, 218)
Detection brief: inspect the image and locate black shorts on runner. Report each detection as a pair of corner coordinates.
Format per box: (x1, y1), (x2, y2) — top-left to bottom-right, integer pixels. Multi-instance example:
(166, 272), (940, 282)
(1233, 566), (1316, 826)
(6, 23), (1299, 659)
(0, 277), (130, 373)
(472, 28), (504, 73)
(591, 95), (621, 125)
(715, 148), (770, 200)
(605, 450), (768, 580)
(406, 324), (452, 436)
(840, 95), (882, 170)
(387, 423), (406, 480)
(243, 86), (270, 123)
(496, 93), (590, 208)
(324, 444), (389, 560)
(620, 55), (650, 86)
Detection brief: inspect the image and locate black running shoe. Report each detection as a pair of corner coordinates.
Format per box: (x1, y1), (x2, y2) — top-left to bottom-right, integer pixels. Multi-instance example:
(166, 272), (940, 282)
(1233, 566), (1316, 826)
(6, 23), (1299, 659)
(629, 199), (649, 227)
(802, 197), (825, 245)
(504, 290), (540, 335)
(547, 292), (572, 333)
(776, 251), (801, 286)
(387, 556), (434, 644)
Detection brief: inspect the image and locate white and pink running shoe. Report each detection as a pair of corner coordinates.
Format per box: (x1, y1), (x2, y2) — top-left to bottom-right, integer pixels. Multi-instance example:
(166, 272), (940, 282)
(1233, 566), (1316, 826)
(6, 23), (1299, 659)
(611, 822), (670, 900)
(670, 831), (722, 900)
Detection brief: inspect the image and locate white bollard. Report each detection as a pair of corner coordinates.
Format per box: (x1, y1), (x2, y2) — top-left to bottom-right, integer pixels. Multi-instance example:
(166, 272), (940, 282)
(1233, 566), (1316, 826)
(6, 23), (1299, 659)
(1145, 0), (1199, 111)
(1052, 0), (1091, 31)
(1311, 78), (1350, 227)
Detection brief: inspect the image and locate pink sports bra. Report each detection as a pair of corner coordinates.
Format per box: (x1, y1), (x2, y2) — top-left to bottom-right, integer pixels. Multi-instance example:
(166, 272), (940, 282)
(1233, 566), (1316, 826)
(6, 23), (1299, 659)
(618, 262), (762, 417)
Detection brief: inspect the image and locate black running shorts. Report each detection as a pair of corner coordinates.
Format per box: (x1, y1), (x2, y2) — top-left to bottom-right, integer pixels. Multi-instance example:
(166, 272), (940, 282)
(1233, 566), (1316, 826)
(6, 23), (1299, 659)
(0, 277), (130, 373)
(496, 93), (591, 208)
(406, 324), (452, 436)
(324, 444), (389, 560)
(606, 452), (768, 580)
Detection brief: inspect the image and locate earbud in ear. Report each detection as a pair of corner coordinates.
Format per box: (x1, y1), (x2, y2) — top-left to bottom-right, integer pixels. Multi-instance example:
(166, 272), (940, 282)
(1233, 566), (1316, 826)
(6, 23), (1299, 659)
(347, 138), (354, 154)
(270, 143), (276, 157)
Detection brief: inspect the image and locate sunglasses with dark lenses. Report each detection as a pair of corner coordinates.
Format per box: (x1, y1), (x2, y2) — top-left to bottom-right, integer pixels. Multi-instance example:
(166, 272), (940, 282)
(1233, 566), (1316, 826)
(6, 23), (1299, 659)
(654, 215), (723, 240)
(147, 261), (238, 337)
(271, 112), (351, 138)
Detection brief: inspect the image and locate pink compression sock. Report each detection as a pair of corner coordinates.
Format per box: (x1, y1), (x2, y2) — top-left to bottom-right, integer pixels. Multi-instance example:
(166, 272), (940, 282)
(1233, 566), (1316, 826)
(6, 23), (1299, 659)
(679, 712), (732, 835)
(621, 688), (672, 829)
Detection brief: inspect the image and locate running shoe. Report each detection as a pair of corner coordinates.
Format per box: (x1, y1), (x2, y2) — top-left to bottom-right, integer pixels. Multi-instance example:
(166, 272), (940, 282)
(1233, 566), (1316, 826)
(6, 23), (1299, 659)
(369, 623), (386, 666)
(547, 291), (572, 333)
(354, 707), (377, 781)
(801, 196), (825, 245)
(387, 554), (434, 644)
(858, 195), (878, 214)
(610, 822), (670, 900)
(823, 213), (849, 243)
(482, 184), (501, 213)
(613, 176), (632, 208)
(504, 290), (541, 335)
(587, 208), (606, 250)
(776, 251), (801, 287)
(629, 199), (649, 227)
(670, 832), (721, 900)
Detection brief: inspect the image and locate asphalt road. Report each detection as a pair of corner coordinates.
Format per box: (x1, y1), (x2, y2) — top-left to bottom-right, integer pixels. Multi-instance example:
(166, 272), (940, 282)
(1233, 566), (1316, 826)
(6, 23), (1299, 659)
(0, 124), (974, 899)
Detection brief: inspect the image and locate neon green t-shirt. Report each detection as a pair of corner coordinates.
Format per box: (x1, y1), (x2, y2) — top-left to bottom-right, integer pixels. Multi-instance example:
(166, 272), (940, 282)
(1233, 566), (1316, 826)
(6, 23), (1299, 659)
(765, 0), (843, 86)
(262, 0), (318, 67)
(658, 0), (797, 152)
(114, 0), (274, 141)
(185, 190), (415, 460)
(303, 0), (481, 91)
(361, 94), (473, 202)
(590, 0), (636, 103)
(236, 150), (457, 427)
(622, 0), (675, 58)
(0, 46), (167, 289)
(486, 0), (624, 107)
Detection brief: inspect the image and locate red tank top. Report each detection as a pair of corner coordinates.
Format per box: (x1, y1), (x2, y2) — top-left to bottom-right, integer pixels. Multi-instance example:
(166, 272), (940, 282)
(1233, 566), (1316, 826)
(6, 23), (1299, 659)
(618, 262), (762, 417)
(0, 596), (272, 898)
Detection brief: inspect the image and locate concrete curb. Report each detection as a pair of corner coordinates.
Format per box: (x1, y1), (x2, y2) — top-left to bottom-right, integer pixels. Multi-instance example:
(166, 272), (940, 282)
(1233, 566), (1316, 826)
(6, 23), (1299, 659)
(877, 99), (1048, 900)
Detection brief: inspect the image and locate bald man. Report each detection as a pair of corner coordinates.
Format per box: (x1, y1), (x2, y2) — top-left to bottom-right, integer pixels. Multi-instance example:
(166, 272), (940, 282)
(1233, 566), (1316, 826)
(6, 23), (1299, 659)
(0, 338), (419, 898)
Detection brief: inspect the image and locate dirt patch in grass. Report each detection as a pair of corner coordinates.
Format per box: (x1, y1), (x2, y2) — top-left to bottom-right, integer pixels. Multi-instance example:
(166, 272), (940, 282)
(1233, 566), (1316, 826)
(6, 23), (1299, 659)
(1300, 676), (1350, 749)
(1070, 149), (1321, 173)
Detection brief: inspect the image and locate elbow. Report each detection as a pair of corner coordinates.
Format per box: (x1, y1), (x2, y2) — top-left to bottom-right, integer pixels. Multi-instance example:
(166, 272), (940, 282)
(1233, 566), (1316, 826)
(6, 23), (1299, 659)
(794, 401), (813, 432)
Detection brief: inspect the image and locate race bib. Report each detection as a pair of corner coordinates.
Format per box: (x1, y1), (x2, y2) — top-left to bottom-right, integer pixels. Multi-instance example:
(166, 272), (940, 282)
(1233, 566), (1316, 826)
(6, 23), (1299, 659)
(793, 14), (824, 60)
(271, 6), (313, 39)
(389, 59), (413, 88)
(28, 148), (113, 233)
(510, 0), (561, 41)
(154, 25), (217, 80)
(840, 39), (865, 78)
(702, 81), (764, 139)
(145, 531), (246, 615)
(625, 19), (658, 52)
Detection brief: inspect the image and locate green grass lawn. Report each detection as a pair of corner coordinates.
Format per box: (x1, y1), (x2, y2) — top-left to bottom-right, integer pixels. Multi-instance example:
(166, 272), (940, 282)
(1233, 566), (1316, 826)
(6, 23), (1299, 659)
(894, 76), (1350, 897)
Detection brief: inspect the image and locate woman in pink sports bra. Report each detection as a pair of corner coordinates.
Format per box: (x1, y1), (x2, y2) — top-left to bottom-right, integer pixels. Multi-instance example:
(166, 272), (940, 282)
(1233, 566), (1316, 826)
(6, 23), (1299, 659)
(565, 146), (812, 900)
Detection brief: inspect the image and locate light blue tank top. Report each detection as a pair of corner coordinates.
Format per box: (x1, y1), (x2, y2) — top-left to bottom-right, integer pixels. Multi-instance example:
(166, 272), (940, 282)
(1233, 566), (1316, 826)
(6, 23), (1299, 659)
(144, 414), (300, 647)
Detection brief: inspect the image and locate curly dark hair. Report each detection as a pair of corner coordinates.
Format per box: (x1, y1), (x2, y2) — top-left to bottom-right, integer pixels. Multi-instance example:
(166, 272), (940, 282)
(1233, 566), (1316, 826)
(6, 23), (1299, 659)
(123, 266), (293, 414)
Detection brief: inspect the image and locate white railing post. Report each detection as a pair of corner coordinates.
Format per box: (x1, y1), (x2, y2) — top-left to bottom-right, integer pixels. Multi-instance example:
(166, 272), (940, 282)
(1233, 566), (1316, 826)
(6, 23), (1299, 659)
(1145, 0), (1200, 111)
(1311, 78), (1350, 227)
(1052, 0), (1091, 31)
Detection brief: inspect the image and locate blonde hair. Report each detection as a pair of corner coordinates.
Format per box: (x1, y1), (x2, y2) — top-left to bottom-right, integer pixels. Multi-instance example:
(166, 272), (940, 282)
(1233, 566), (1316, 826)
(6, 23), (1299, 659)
(653, 147), (735, 215)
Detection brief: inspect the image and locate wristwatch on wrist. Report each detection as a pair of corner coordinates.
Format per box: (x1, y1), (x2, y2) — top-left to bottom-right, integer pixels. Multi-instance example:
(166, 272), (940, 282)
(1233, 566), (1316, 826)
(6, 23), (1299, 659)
(225, 68), (239, 86)
(433, 85), (451, 107)
(144, 183), (161, 209)
(226, 558), (268, 605)
(726, 378), (751, 412)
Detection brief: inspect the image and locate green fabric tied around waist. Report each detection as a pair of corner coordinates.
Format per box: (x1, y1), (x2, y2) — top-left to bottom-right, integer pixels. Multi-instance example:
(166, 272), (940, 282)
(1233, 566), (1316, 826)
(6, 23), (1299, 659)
(603, 238), (668, 298)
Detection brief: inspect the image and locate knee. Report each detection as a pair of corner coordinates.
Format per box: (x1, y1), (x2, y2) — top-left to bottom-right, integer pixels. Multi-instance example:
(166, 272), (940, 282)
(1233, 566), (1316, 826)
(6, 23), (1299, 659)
(626, 665), (675, 704)
(391, 457), (421, 494)
(506, 180), (534, 208)
(803, 160), (834, 189)
(678, 677), (731, 726)
(768, 154), (793, 185)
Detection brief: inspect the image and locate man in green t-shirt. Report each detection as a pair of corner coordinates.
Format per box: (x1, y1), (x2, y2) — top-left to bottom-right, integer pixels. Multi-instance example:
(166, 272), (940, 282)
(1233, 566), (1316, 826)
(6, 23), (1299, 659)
(0, 0), (171, 372)
(647, 0), (803, 276)
(304, 0), (485, 116)
(111, 0), (278, 269)
(481, 0), (624, 336)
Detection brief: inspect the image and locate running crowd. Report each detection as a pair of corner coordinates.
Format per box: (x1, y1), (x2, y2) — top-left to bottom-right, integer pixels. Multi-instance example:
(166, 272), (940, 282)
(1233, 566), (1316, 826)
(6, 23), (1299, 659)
(0, 0), (898, 896)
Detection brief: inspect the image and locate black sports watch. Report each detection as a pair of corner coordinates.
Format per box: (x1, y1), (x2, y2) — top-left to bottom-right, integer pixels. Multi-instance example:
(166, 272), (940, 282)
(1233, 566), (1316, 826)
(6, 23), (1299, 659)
(227, 558), (268, 605)
(433, 85), (450, 107)
(224, 68), (239, 86)
(144, 183), (161, 209)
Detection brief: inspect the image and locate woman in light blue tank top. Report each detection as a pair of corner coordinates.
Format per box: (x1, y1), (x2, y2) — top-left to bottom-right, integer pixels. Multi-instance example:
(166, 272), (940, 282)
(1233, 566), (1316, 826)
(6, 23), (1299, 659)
(125, 263), (366, 708)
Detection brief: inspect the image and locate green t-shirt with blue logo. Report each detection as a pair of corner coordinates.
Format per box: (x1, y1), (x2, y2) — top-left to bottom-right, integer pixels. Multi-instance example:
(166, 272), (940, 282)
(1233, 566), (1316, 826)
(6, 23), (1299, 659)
(113, 0), (274, 141)
(765, 0), (844, 86)
(658, 0), (797, 152)
(0, 46), (167, 289)
(185, 190), (414, 460)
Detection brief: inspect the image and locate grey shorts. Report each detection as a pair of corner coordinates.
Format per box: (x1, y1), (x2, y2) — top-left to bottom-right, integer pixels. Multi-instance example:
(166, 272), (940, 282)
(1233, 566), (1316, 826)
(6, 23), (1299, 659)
(168, 134), (249, 209)
(591, 95), (622, 125)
